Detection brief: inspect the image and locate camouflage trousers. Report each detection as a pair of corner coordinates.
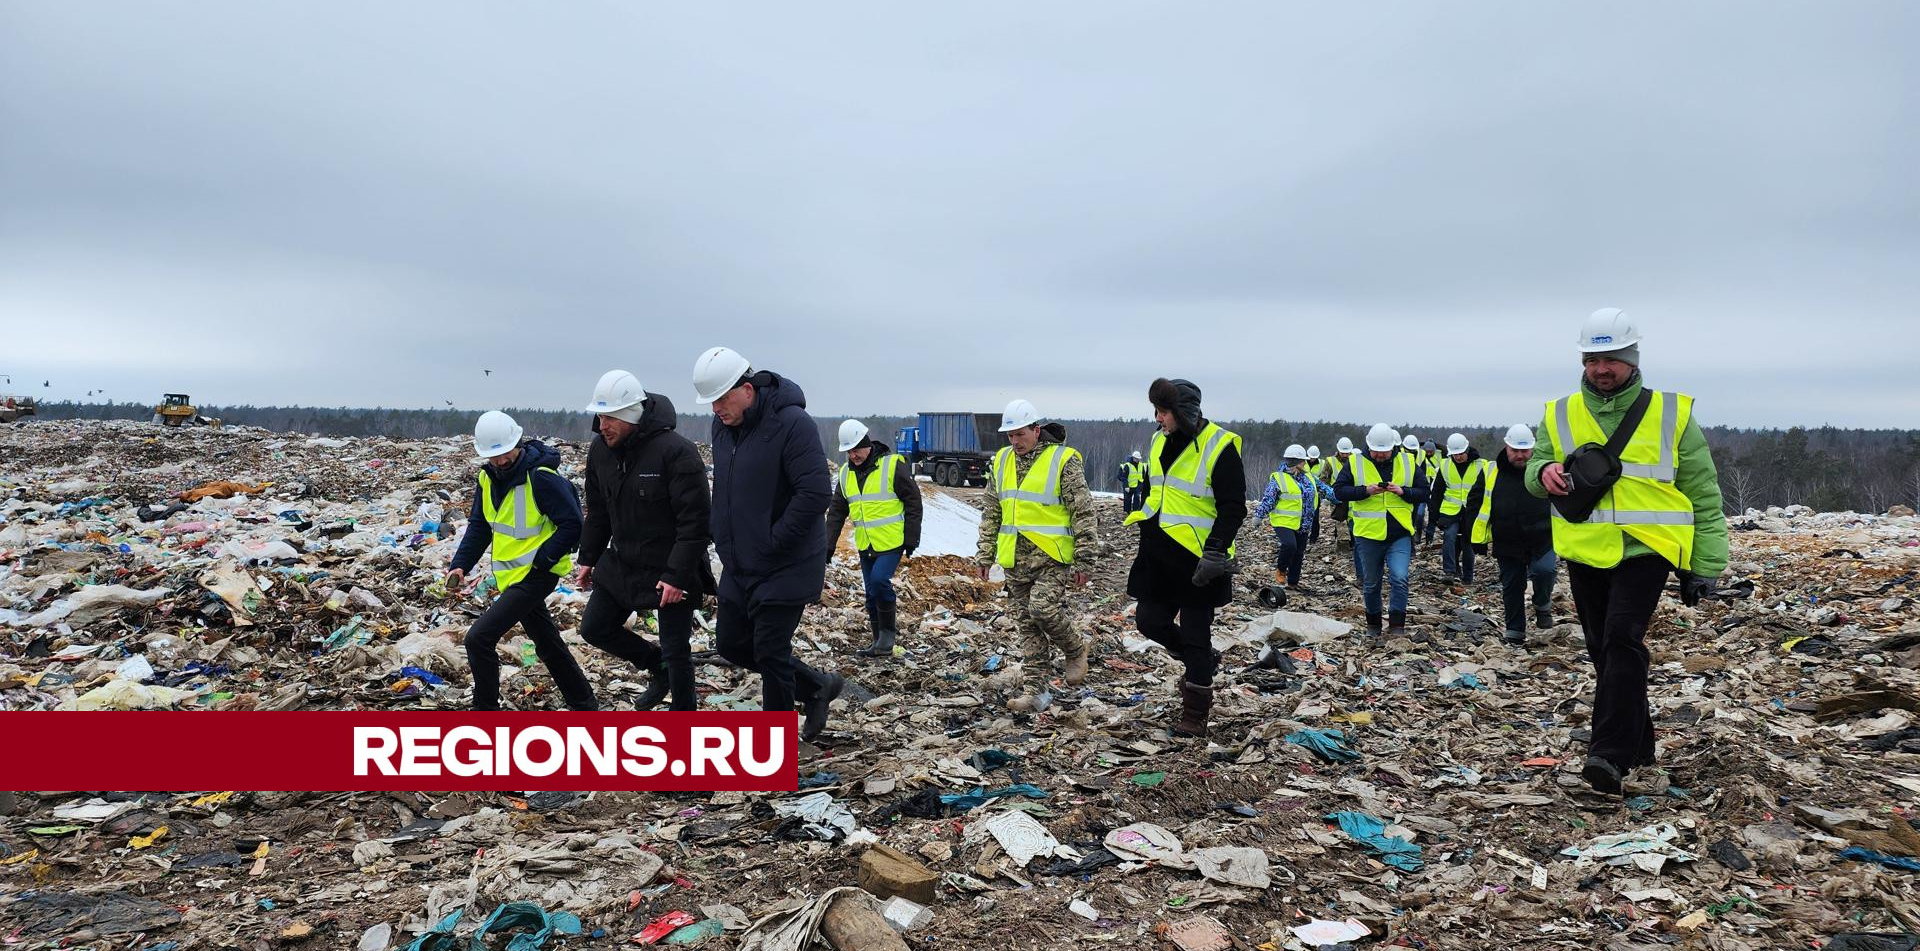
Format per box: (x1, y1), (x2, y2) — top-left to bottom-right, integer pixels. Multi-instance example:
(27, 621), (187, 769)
(1004, 558), (1083, 671)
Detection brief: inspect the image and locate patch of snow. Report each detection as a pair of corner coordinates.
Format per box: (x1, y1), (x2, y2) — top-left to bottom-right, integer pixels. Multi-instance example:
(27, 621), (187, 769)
(918, 486), (982, 556)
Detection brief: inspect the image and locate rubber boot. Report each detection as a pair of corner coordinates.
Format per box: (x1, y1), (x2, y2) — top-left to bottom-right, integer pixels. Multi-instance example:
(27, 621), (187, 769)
(1364, 614), (1382, 638)
(1172, 681), (1213, 737)
(1387, 611), (1407, 639)
(1582, 755), (1624, 795)
(666, 661), (698, 711)
(1535, 608), (1554, 630)
(855, 601), (883, 656)
(868, 601), (898, 659)
(632, 664), (670, 710)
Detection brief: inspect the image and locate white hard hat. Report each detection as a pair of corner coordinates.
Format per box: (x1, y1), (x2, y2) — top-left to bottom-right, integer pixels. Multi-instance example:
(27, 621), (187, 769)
(1130, 450), (1141, 460)
(1446, 432), (1470, 455)
(998, 398), (1040, 433)
(1504, 423), (1537, 450)
(1283, 443), (1307, 461)
(1402, 434), (1420, 452)
(692, 347), (752, 404)
(1307, 445), (1321, 460)
(473, 410), (523, 460)
(585, 369), (647, 423)
(1365, 423), (1398, 453)
(1336, 436), (1355, 454)
(1578, 307), (1642, 353)
(837, 419), (870, 453)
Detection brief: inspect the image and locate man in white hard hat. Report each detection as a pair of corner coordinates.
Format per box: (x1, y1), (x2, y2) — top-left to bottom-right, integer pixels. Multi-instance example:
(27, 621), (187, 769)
(1252, 444), (1335, 594)
(1119, 450), (1148, 513)
(1418, 440), (1443, 549)
(1527, 308), (1728, 794)
(975, 397), (1103, 712)
(693, 347), (844, 741)
(1330, 422), (1431, 637)
(1432, 432), (1488, 589)
(1483, 423), (1556, 646)
(1401, 434), (1430, 548)
(447, 411), (597, 711)
(1126, 378), (1247, 737)
(575, 370), (715, 711)
(825, 418), (923, 658)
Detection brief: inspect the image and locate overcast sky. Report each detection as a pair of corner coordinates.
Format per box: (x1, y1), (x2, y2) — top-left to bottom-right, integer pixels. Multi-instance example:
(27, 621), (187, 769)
(3, 2), (1915, 430)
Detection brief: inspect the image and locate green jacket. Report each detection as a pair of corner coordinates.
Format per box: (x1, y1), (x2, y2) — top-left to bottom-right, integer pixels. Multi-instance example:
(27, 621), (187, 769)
(1524, 373), (1728, 578)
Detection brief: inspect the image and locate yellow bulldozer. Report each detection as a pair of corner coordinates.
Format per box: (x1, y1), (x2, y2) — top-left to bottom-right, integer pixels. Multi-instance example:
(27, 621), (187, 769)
(153, 393), (221, 428)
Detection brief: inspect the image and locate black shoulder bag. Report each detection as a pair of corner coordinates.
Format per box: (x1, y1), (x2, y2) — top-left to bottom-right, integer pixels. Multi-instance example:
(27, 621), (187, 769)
(1551, 388), (1652, 523)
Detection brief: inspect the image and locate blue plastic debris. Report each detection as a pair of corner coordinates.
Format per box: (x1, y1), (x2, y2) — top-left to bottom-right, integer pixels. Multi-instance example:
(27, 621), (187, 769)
(799, 771), (842, 789)
(1839, 847), (1920, 872)
(1327, 811), (1425, 871)
(399, 665), (448, 687)
(940, 784), (1049, 811)
(1286, 729), (1361, 763)
(983, 654), (1002, 672)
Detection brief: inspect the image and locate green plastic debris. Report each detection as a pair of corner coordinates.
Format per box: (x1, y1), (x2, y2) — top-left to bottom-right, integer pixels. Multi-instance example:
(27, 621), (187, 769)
(1131, 771), (1167, 787)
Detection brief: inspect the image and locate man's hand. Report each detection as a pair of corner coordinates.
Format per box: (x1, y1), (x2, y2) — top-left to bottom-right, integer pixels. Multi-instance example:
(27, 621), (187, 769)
(1541, 462), (1571, 496)
(1384, 484), (1404, 496)
(1366, 484), (1386, 497)
(446, 568), (466, 588)
(574, 565), (594, 590)
(1680, 573), (1717, 606)
(657, 580), (685, 606)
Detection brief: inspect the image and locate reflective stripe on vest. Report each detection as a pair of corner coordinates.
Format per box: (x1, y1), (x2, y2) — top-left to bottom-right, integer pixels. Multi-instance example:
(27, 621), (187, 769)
(1472, 465), (1495, 544)
(841, 453), (906, 552)
(1438, 458), (1482, 516)
(1126, 422), (1243, 557)
(1268, 470), (1303, 529)
(1348, 452), (1416, 541)
(477, 466), (575, 589)
(1546, 389), (1697, 570)
(1125, 462), (1146, 488)
(994, 443), (1079, 568)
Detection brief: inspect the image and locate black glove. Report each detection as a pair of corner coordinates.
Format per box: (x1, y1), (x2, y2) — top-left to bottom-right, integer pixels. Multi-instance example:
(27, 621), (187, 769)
(1680, 573), (1717, 606)
(1191, 549), (1236, 586)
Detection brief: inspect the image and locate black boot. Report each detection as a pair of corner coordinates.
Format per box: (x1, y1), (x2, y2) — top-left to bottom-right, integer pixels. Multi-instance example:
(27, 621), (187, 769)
(1387, 611), (1407, 639)
(801, 669), (845, 741)
(868, 601), (898, 658)
(632, 662), (670, 710)
(666, 661), (698, 711)
(1581, 755), (1624, 795)
(1364, 614), (1382, 638)
(1535, 608), (1554, 630)
(854, 601), (882, 656)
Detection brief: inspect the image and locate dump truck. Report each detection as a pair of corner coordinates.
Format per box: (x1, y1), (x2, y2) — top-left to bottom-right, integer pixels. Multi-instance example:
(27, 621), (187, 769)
(894, 411), (1003, 487)
(0, 395), (35, 424)
(153, 393), (221, 428)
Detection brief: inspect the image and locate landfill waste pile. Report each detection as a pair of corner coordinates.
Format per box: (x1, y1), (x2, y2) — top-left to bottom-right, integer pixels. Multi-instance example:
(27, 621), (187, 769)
(4, 419), (1920, 950)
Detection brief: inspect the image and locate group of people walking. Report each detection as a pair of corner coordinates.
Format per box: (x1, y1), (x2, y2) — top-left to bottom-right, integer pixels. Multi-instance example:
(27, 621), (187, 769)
(445, 308), (1729, 794)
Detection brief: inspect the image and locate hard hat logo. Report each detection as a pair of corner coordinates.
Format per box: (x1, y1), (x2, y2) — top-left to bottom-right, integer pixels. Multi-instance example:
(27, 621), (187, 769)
(1590, 334), (1613, 345)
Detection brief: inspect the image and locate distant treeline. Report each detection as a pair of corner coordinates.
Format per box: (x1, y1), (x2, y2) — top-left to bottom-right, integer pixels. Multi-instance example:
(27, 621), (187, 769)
(30, 401), (1920, 515)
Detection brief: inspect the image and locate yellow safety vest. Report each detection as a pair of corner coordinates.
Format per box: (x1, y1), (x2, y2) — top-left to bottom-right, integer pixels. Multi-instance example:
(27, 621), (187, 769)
(993, 443), (1080, 568)
(1472, 465), (1495, 544)
(1348, 452), (1417, 541)
(1267, 470), (1304, 530)
(1126, 422), (1243, 557)
(476, 466), (574, 589)
(1438, 458), (1483, 516)
(1546, 390), (1697, 570)
(840, 453), (906, 553)
(1125, 461), (1146, 489)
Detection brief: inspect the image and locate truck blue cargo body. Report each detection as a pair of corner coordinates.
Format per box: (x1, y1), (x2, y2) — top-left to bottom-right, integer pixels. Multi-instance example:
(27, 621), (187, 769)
(895, 411), (1003, 487)
(916, 412), (999, 454)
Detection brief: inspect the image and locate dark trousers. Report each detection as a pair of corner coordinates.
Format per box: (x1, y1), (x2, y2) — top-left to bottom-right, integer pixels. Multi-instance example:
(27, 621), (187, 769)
(1567, 555), (1669, 770)
(580, 589), (698, 711)
(715, 599), (831, 712)
(1442, 521), (1476, 582)
(1135, 599), (1217, 687)
(858, 548), (902, 605)
(1271, 526), (1303, 586)
(1420, 504), (1439, 545)
(464, 571), (597, 711)
(1308, 509), (1321, 543)
(1497, 550), (1557, 635)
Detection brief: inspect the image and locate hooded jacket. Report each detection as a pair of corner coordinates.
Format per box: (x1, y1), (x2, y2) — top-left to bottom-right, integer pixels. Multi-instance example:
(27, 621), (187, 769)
(579, 392), (717, 609)
(450, 440), (581, 578)
(1524, 371), (1729, 577)
(824, 441), (923, 554)
(710, 370), (831, 607)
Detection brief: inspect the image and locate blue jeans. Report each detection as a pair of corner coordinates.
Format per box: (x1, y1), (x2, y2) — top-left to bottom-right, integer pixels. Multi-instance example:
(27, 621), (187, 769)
(1353, 535), (1412, 618)
(1272, 526), (1303, 586)
(859, 548), (902, 606)
(1442, 522), (1476, 582)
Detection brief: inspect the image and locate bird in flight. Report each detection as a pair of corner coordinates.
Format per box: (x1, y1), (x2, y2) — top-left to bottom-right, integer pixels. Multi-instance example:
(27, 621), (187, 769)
(483, 369), (493, 377)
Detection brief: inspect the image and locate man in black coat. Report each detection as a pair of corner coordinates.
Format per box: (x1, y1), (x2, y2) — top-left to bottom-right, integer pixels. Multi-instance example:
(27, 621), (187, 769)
(693, 347), (844, 741)
(576, 371), (716, 710)
(1487, 423), (1558, 646)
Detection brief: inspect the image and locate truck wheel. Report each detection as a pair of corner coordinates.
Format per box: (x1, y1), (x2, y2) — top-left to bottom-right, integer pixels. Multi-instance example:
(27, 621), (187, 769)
(152, 414), (164, 425)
